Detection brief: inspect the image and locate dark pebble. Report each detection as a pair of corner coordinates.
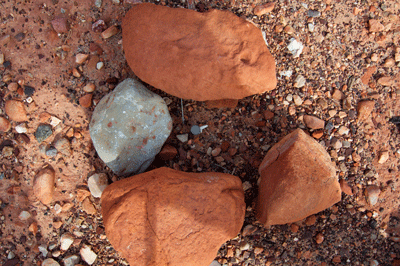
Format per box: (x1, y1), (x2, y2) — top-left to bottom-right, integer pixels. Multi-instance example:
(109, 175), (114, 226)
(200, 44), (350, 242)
(325, 121), (334, 133)
(3, 61), (11, 69)
(348, 110), (356, 119)
(0, 172), (4, 180)
(16, 133), (30, 144)
(369, 219), (378, 229)
(14, 32), (26, 42)
(307, 10), (321, 17)
(3, 258), (20, 266)
(35, 124), (53, 143)
(24, 85), (35, 96)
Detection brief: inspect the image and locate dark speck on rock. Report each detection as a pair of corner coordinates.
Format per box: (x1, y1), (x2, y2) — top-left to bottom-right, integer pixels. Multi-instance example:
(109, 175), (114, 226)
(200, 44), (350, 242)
(3, 61), (11, 69)
(24, 85), (35, 96)
(14, 32), (26, 42)
(307, 10), (321, 17)
(35, 124), (53, 143)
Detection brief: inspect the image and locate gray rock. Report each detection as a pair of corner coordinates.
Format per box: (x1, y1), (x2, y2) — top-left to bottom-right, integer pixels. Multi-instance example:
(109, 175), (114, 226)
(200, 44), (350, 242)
(88, 173), (108, 198)
(89, 79), (172, 176)
(45, 146), (58, 157)
(307, 10), (321, 17)
(54, 138), (71, 156)
(62, 255), (80, 266)
(35, 124), (53, 143)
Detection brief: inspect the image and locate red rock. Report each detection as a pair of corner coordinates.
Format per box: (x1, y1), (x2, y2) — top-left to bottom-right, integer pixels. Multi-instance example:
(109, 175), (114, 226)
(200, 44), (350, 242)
(5, 100), (28, 122)
(254, 2), (275, 16)
(303, 115), (324, 129)
(315, 233), (324, 244)
(158, 144), (178, 160)
(357, 100), (375, 121)
(377, 76), (394, 86)
(263, 110), (274, 120)
(101, 167), (245, 266)
(101, 25), (120, 39)
(361, 66), (376, 85)
(51, 17), (69, 33)
(205, 99), (238, 109)
(122, 3), (276, 101)
(368, 19), (384, 32)
(76, 53), (89, 64)
(33, 165), (55, 205)
(0, 117), (11, 132)
(305, 215), (317, 226)
(339, 179), (353, 195)
(312, 130), (324, 139)
(79, 94), (93, 108)
(257, 129), (341, 226)
(331, 89), (345, 100)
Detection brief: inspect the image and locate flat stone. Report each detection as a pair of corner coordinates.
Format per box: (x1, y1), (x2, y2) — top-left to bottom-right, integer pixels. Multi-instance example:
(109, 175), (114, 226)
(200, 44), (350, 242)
(51, 17), (69, 33)
(307, 10), (321, 17)
(303, 115), (325, 129)
(80, 245), (97, 265)
(357, 100), (375, 121)
(365, 185), (380, 206)
(19, 211), (31, 221)
(79, 94), (93, 108)
(257, 129), (341, 226)
(101, 167), (245, 266)
(89, 78), (172, 176)
(378, 151), (389, 164)
(33, 165), (55, 205)
(122, 3), (276, 101)
(60, 233), (75, 251)
(35, 124), (53, 143)
(5, 100), (28, 122)
(294, 75), (306, 88)
(0, 117), (11, 132)
(361, 66), (377, 85)
(82, 198), (97, 215)
(62, 255), (80, 266)
(254, 2), (275, 16)
(42, 258), (60, 266)
(54, 138), (71, 156)
(340, 179), (353, 195)
(88, 173), (109, 198)
(369, 19), (384, 32)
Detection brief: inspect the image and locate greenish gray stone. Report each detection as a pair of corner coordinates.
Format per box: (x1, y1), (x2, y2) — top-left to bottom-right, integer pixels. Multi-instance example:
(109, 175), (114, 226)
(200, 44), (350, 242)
(35, 124), (53, 143)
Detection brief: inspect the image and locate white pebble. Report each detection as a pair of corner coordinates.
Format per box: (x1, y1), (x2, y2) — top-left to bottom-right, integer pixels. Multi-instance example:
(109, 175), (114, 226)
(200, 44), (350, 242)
(88, 173), (109, 198)
(96, 61), (104, 70)
(50, 116), (62, 127)
(287, 38), (304, 58)
(177, 134), (188, 143)
(15, 123), (27, 133)
(80, 244), (97, 265)
(308, 23), (315, 32)
(60, 233), (75, 251)
(19, 211), (31, 221)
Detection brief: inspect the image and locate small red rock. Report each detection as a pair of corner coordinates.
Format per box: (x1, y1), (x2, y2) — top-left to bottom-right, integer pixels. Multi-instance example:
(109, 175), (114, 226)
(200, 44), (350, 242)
(101, 25), (120, 39)
(315, 233), (324, 244)
(303, 115), (325, 129)
(305, 215), (317, 226)
(79, 94), (93, 108)
(254, 2), (275, 16)
(76, 53), (89, 64)
(263, 110), (275, 120)
(339, 179), (353, 195)
(357, 100), (375, 121)
(33, 165), (56, 205)
(312, 130), (324, 139)
(0, 117), (11, 132)
(368, 19), (384, 32)
(5, 100), (28, 122)
(290, 223), (299, 233)
(361, 66), (377, 85)
(158, 144), (178, 160)
(51, 17), (69, 33)
(8, 82), (19, 92)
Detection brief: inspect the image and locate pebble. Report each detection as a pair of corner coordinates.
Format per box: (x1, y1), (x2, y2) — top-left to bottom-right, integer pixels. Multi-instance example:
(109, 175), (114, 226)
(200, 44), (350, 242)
(286, 94), (293, 102)
(5, 100), (28, 122)
(80, 244), (97, 265)
(92, 20), (106, 33)
(1, 146), (12, 157)
(8, 82), (18, 91)
(315, 233), (324, 244)
(54, 138), (71, 156)
(45, 146), (58, 157)
(96, 61), (104, 70)
(83, 83), (96, 93)
(82, 198), (97, 215)
(377, 76), (393, 86)
(307, 23), (314, 32)
(42, 258), (60, 266)
(60, 233), (75, 251)
(51, 17), (69, 34)
(14, 32), (26, 42)
(293, 95), (303, 106)
(253, 2), (275, 16)
(0, 117), (11, 132)
(294, 75), (306, 88)
(307, 10), (321, 17)
(338, 126), (349, 135)
(15, 123), (27, 133)
(101, 25), (119, 39)
(35, 124), (53, 143)
(19, 210), (31, 221)
(50, 116), (62, 127)
(79, 94), (93, 108)
(378, 151), (389, 164)
(287, 38), (304, 58)
(52, 250), (61, 257)
(365, 185), (380, 206)
(24, 85), (35, 96)
(63, 255), (80, 266)
(340, 179), (353, 195)
(33, 166), (55, 205)
(357, 100), (375, 121)
(95, 0), (102, 8)
(211, 147), (222, 157)
(303, 115), (324, 129)
(72, 68), (81, 78)
(332, 89), (345, 100)
(88, 173), (109, 198)
(177, 134), (188, 143)
(0, 53), (4, 64)
(383, 58), (395, 67)
(76, 53), (89, 64)
(369, 19), (384, 32)
(371, 53), (379, 62)
(38, 244), (48, 257)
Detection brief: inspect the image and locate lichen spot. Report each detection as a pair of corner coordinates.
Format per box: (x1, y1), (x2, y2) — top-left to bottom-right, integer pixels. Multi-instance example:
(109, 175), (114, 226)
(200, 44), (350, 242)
(131, 126), (136, 133)
(107, 122), (113, 127)
(143, 137), (148, 145)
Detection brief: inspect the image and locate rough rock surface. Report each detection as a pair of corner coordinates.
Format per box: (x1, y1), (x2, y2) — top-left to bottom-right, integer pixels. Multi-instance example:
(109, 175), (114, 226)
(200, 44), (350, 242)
(101, 167), (245, 266)
(89, 79), (172, 176)
(257, 129), (341, 226)
(122, 3), (276, 101)
(33, 165), (56, 205)
(5, 100), (28, 122)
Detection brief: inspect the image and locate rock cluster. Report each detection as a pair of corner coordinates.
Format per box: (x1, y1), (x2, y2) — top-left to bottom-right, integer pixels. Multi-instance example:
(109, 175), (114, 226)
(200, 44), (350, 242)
(89, 78), (172, 176)
(122, 3), (276, 101)
(256, 129), (341, 226)
(101, 167), (245, 266)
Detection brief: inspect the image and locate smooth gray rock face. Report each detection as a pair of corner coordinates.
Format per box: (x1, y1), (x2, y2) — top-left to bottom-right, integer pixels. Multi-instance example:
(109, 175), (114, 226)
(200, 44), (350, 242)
(89, 79), (172, 176)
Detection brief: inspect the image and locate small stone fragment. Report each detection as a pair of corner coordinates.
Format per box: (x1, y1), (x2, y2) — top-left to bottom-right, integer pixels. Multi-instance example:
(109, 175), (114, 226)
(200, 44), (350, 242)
(92, 20), (107, 33)
(0, 117), (11, 132)
(307, 10), (321, 17)
(332, 89), (345, 100)
(254, 2), (275, 16)
(338, 126), (349, 135)
(378, 151), (389, 164)
(96, 61), (104, 70)
(50, 116), (62, 127)
(315, 233), (324, 244)
(5, 100), (28, 122)
(82, 198), (97, 215)
(383, 58), (395, 67)
(361, 66), (377, 85)
(62, 255), (80, 266)
(42, 258), (60, 266)
(35, 124), (53, 143)
(294, 75), (306, 88)
(8, 82), (19, 92)
(51, 17), (69, 34)
(45, 146), (58, 157)
(158, 144), (178, 160)
(177, 134), (188, 143)
(83, 83), (96, 93)
(305, 215), (317, 226)
(54, 138), (71, 156)
(2, 146), (13, 157)
(95, 0), (102, 8)
(0, 53), (4, 64)
(29, 222), (38, 235)
(369, 19), (384, 32)
(80, 245), (97, 265)
(377, 76), (394, 86)
(340, 179), (353, 195)
(14, 32), (26, 42)
(88, 173), (109, 198)
(293, 95), (303, 106)
(72, 68), (81, 78)
(357, 100), (375, 121)
(101, 25), (120, 39)
(60, 233), (75, 251)
(303, 115), (325, 129)
(287, 38), (304, 58)
(365, 185), (380, 206)
(76, 53), (89, 64)
(19, 210), (31, 221)
(33, 165), (55, 205)
(79, 94), (92, 108)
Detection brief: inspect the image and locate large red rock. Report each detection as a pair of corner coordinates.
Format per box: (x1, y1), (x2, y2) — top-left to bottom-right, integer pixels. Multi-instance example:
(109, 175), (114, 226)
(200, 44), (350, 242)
(256, 129), (341, 226)
(122, 3), (276, 101)
(101, 167), (245, 266)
